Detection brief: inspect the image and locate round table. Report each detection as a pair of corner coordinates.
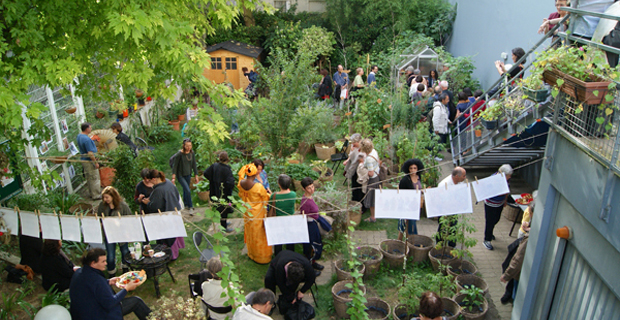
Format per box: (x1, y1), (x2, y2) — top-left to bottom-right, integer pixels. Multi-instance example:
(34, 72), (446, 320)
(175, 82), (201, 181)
(124, 244), (176, 297)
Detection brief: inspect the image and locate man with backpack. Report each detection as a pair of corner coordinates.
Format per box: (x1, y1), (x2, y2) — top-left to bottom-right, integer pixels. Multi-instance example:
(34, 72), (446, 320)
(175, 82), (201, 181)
(243, 67), (258, 98)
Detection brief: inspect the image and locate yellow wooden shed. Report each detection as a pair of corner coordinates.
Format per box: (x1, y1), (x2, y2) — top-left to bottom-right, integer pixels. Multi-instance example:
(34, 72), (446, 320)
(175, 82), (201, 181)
(203, 40), (264, 90)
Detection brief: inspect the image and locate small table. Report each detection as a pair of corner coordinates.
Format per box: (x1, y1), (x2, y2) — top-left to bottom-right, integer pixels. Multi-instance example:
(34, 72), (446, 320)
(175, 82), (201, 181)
(124, 244), (176, 298)
(507, 194), (529, 237)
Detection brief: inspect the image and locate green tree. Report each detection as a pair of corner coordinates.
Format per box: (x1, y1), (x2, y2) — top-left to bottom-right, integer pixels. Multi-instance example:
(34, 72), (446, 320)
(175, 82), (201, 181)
(0, 0), (260, 189)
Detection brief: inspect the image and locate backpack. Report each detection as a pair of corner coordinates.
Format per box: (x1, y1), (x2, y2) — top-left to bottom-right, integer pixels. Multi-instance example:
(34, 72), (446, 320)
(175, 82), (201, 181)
(603, 22), (620, 68)
(248, 71), (258, 83)
(426, 105), (435, 132)
(169, 151), (180, 169)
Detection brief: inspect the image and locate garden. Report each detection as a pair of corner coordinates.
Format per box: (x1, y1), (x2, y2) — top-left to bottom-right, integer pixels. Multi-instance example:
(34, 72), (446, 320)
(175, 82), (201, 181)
(0, 0), (501, 319)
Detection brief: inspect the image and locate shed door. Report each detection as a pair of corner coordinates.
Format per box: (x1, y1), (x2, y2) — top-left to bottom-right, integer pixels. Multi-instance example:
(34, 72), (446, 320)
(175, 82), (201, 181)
(548, 243), (620, 319)
(225, 56), (239, 89)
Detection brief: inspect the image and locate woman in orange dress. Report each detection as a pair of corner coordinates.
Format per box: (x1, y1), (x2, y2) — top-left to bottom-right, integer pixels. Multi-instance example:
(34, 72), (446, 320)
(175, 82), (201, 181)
(237, 163), (272, 264)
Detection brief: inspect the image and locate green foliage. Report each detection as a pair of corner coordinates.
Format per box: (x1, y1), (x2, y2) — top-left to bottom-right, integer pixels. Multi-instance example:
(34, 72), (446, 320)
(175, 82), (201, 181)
(194, 179), (210, 193)
(109, 144), (145, 213)
(344, 224), (369, 320)
(8, 193), (49, 212)
(441, 55), (481, 94)
(47, 188), (83, 214)
(285, 163), (319, 182)
(410, 122), (442, 187)
(351, 89), (390, 135)
(146, 124), (174, 144)
(449, 216), (478, 262)
(40, 284), (71, 309)
(396, 136), (416, 166)
(1, 287), (37, 320)
(460, 285), (485, 313)
(290, 103), (337, 145)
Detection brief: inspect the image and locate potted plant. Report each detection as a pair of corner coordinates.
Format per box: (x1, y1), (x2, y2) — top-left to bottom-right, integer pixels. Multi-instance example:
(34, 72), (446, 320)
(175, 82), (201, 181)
(95, 109), (106, 119)
(135, 89), (145, 106)
(194, 179), (210, 202)
(473, 124), (483, 137)
(446, 215), (478, 278)
(65, 105), (77, 114)
(310, 160), (334, 182)
(454, 285), (488, 320)
(478, 101), (503, 130)
(535, 45), (616, 105)
(110, 100), (126, 120)
(331, 224), (367, 319)
(285, 163), (319, 191)
(520, 72), (549, 102)
(430, 216), (458, 273)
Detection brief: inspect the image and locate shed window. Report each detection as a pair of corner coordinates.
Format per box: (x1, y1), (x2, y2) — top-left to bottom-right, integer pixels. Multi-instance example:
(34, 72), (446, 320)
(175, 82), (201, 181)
(225, 57), (237, 70)
(211, 57), (222, 70)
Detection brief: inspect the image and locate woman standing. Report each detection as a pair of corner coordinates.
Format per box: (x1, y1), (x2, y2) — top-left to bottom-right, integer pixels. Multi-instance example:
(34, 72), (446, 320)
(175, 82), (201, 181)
(172, 138), (200, 215)
(351, 68), (365, 93)
(204, 151), (236, 232)
(97, 186), (132, 276)
(358, 139), (380, 223)
(397, 159), (424, 241)
(253, 159), (271, 194)
(343, 134), (366, 211)
(299, 177), (324, 274)
(238, 163), (272, 264)
(40, 239), (79, 292)
(427, 69), (439, 89)
(318, 69), (333, 100)
(270, 174), (297, 255)
(144, 169), (185, 259)
(134, 168), (154, 214)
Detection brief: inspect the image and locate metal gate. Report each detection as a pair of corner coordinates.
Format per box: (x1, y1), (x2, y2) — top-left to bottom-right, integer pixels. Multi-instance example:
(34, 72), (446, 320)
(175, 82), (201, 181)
(548, 243), (620, 319)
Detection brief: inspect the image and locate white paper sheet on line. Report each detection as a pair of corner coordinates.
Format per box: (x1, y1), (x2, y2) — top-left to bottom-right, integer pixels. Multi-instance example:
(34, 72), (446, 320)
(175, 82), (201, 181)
(471, 173), (510, 202)
(0, 208), (18, 235)
(264, 215), (309, 246)
(80, 216), (103, 244)
(39, 214), (62, 240)
(375, 189), (421, 220)
(19, 211), (40, 238)
(424, 183), (473, 218)
(60, 216), (82, 242)
(102, 216), (146, 243)
(141, 212), (187, 240)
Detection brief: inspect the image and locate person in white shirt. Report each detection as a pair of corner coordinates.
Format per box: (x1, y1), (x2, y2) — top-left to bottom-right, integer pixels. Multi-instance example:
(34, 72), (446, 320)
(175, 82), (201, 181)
(432, 93), (451, 145)
(201, 258), (232, 320)
(232, 289), (276, 320)
(436, 167), (467, 247)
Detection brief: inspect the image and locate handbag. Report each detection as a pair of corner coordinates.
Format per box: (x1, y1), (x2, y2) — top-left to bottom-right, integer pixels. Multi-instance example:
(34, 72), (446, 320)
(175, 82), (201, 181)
(285, 299), (315, 320)
(267, 194), (277, 217)
(316, 215), (332, 232)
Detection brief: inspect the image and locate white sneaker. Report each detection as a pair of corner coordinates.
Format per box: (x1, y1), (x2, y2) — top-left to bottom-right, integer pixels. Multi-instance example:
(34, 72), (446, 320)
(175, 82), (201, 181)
(435, 157), (443, 162)
(189, 207), (195, 216)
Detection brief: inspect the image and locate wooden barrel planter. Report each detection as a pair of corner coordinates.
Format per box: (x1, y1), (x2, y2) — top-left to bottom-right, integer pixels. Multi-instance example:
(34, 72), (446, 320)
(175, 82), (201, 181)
(447, 260), (477, 278)
(380, 240), (409, 268)
(315, 143), (336, 160)
(334, 260), (366, 281)
(453, 294), (488, 320)
(332, 280), (366, 319)
(392, 304), (413, 320)
(441, 298), (461, 320)
(406, 234), (434, 263)
(428, 246), (456, 273)
(365, 297), (390, 320)
(356, 246), (383, 280)
(456, 274), (489, 295)
(197, 191), (210, 202)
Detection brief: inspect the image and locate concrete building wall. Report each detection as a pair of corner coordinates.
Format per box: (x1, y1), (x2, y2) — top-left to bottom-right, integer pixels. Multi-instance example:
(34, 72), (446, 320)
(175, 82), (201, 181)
(514, 130), (620, 319)
(446, 0), (557, 90)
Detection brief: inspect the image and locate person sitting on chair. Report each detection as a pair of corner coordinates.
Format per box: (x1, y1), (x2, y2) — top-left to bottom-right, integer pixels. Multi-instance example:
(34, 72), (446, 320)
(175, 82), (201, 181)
(111, 122), (137, 153)
(201, 257), (232, 320)
(233, 288), (276, 320)
(264, 250), (315, 315)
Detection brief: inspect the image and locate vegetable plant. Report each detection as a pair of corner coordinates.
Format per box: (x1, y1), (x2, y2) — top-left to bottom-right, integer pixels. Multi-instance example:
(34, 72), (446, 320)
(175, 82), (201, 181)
(285, 163), (319, 181)
(460, 284), (485, 313)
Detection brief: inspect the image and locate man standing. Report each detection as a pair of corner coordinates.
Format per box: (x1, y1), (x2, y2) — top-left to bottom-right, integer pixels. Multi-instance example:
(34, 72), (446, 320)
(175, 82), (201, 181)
(440, 81), (457, 125)
(233, 288), (276, 320)
(70, 248), (151, 320)
(264, 250), (316, 315)
(333, 65), (349, 107)
(483, 164), (513, 250)
(436, 167), (467, 247)
(77, 123), (101, 200)
(432, 93), (451, 145)
(367, 65), (378, 88)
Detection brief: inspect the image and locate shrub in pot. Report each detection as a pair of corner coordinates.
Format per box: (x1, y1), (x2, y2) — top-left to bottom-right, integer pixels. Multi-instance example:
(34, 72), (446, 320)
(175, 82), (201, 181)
(454, 285), (488, 320)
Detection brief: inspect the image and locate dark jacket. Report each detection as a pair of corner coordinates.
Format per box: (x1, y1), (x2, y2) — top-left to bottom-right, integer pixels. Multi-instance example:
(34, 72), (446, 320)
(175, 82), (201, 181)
(173, 151), (199, 178)
(96, 201), (132, 217)
(41, 252), (74, 292)
(69, 265), (127, 320)
(147, 179), (181, 213)
(203, 162), (235, 202)
(115, 132), (137, 152)
(134, 180), (153, 214)
(19, 234), (43, 274)
(265, 251), (315, 304)
(318, 75), (333, 97)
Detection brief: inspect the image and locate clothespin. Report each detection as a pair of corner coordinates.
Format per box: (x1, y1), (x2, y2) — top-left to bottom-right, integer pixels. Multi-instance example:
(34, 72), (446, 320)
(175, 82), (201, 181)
(96, 212), (100, 219)
(465, 179), (469, 185)
(141, 210), (146, 217)
(445, 182), (448, 190)
(397, 185), (399, 194)
(117, 211), (121, 218)
(380, 185), (383, 193)
(475, 176), (479, 184)
(159, 209), (163, 216)
(134, 211), (138, 216)
(416, 185), (419, 193)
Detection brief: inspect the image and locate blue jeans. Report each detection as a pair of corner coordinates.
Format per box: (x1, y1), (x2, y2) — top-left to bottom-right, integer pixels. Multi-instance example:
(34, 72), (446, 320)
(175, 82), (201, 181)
(105, 241), (130, 272)
(178, 175), (193, 208)
(398, 219), (418, 235)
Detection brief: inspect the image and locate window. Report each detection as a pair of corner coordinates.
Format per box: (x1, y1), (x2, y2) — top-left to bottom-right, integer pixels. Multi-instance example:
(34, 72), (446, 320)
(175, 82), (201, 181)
(225, 57), (237, 70)
(211, 57), (222, 70)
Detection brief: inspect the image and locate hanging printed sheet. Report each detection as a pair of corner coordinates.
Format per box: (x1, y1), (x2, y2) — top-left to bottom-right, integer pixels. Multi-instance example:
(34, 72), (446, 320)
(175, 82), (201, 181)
(375, 189), (422, 220)
(424, 183), (473, 218)
(60, 215), (82, 242)
(471, 173), (510, 202)
(264, 214), (310, 246)
(19, 211), (40, 237)
(0, 208), (18, 235)
(80, 216), (103, 244)
(39, 213), (62, 240)
(102, 216), (146, 243)
(141, 211), (187, 241)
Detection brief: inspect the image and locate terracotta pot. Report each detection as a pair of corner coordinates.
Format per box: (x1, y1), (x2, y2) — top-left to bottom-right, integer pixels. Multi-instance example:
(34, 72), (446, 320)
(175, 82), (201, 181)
(178, 114), (186, 121)
(65, 106), (77, 114)
(96, 111), (105, 119)
(169, 120), (181, 131)
(474, 129), (482, 137)
(99, 167), (116, 187)
(135, 89), (144, 98)
(542, 68), (612, 104)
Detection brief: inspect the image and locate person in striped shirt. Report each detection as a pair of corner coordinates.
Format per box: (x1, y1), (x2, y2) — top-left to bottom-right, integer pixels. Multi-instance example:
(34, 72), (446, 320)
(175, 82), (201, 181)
(483, 164), (513, 250)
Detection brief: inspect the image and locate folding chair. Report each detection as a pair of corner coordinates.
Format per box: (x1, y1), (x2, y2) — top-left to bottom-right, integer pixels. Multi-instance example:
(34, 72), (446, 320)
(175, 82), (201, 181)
(193, 231), (215, 269)
(330, 139), (349, 176)
(201, 298), (233, 320)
